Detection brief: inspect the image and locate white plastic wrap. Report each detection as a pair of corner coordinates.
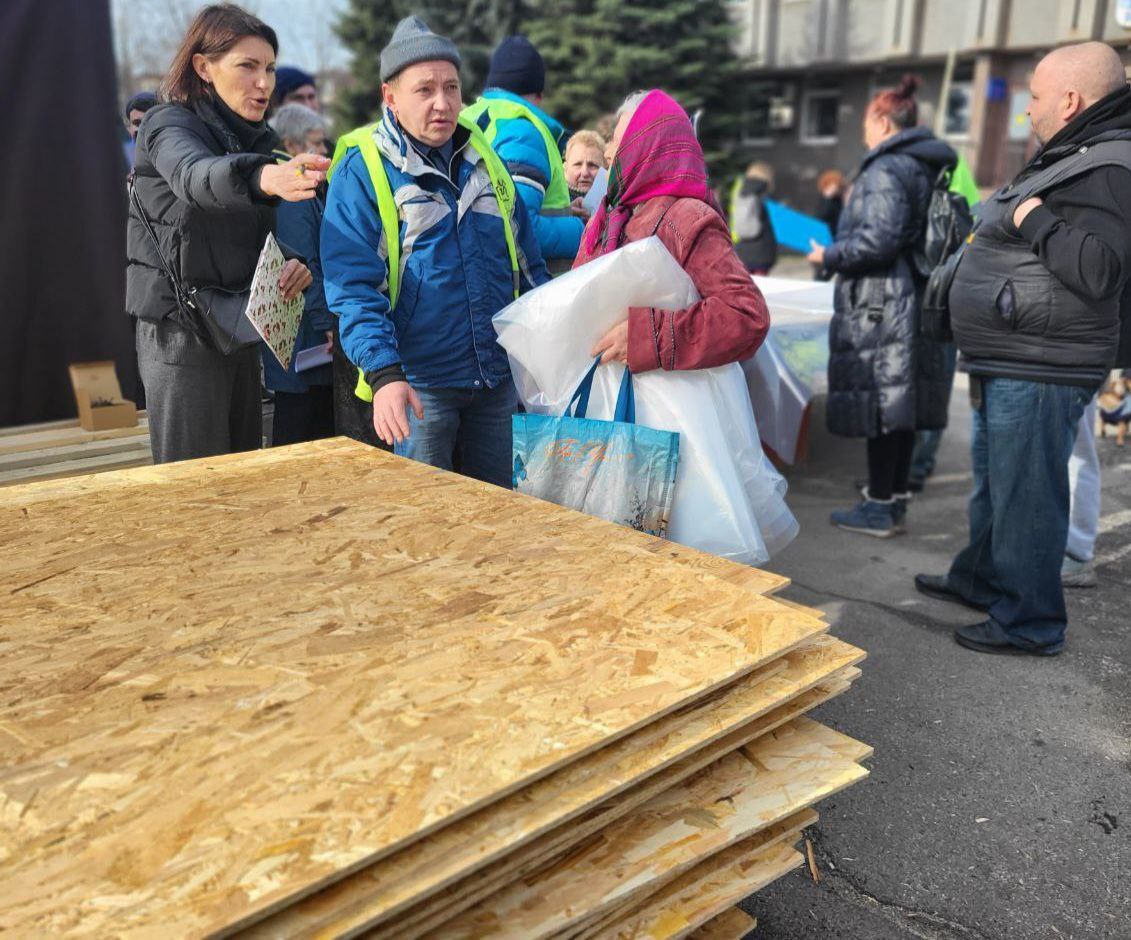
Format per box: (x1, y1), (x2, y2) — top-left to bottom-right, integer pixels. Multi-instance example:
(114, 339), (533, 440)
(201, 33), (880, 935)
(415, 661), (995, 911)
(494, 237), (798, 565)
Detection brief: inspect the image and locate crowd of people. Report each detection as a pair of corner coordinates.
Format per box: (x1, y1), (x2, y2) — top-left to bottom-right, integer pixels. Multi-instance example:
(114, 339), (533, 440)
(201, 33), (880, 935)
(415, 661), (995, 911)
(123, 3), (1131, 658)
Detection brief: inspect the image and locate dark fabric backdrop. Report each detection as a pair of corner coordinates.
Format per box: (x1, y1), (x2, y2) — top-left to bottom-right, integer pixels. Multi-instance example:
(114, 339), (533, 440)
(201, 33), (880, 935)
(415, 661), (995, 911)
(0, 0), (138, 427)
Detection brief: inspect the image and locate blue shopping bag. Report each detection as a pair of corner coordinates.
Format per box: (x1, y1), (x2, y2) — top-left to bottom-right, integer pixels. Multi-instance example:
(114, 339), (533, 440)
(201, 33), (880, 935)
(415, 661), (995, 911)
(512, 357), (680, 537)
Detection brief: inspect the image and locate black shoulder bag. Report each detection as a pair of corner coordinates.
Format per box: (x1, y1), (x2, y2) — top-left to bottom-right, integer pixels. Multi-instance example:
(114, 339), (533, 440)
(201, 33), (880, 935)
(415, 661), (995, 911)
(128, 174), (260, 355)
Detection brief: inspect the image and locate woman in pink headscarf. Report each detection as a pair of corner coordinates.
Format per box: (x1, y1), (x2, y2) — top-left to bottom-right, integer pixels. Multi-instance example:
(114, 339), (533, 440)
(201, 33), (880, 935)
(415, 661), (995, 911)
(575, 90), (769, 372)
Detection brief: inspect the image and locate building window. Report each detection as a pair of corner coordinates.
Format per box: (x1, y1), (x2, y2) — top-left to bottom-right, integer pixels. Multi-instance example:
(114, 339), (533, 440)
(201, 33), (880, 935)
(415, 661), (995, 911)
(801, 89), (840, 144)
(944, 80), (974, 139)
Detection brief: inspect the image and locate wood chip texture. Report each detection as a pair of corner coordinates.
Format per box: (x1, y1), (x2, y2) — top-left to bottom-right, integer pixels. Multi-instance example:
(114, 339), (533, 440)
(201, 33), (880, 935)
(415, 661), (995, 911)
(0, 441), (823, 937)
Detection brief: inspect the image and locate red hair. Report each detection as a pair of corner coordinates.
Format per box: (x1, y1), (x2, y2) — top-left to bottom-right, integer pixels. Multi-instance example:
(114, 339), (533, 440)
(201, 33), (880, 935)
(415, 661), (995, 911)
(867, 74), (921, 130)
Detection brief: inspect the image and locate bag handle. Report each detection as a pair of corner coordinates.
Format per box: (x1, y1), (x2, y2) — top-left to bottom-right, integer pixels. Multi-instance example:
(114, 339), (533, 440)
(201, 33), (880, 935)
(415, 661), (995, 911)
(613, 365), (635, 424)
(567, 355), (635, 423)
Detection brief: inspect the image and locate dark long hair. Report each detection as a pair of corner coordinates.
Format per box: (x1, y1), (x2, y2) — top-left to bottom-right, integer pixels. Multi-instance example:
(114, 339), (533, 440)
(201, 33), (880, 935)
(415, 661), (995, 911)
(161, 4), (278, 105)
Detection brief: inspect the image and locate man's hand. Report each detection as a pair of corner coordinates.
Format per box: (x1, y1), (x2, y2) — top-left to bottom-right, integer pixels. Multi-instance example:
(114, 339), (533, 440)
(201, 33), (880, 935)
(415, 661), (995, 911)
(570, 196), (591, 221)
(1013, 196), (1043, 229)
(591, 320), (629, 365)
(806, 238), (826, 267)
(371, 380), (424, 446)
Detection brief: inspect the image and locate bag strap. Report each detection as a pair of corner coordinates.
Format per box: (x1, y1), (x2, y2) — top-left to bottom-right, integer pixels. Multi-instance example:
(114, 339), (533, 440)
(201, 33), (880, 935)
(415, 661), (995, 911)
(999, 139), (1131, 203)
(567, 356), (601, 418)
(613, 366), (635, 424)
(128, 173), (190, 304)
(567, 356), (636, 423)
(127, 173), (211, 343)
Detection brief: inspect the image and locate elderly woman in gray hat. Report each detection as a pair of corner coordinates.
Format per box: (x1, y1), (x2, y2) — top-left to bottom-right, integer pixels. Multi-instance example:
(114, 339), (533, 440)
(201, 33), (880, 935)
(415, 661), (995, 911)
(258, 103), (336, 445)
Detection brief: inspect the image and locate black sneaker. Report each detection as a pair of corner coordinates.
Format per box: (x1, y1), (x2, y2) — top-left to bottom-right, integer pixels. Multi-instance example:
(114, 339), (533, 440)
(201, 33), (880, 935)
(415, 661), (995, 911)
(913, 574), (989, 612)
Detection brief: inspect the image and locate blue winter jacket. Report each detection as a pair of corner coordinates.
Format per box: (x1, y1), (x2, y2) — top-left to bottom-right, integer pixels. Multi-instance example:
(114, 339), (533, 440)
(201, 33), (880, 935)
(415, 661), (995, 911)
(480, 89), (584, 263)
(262, 193), (332, 392)
(321, 112), (550, 390)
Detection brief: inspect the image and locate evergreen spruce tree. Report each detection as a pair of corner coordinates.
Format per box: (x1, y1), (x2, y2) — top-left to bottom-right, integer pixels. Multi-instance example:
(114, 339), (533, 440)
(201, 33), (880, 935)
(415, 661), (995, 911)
(333, 0), (401, 130)
(335, 0), (534, 130)
(524, 0), (742, 176)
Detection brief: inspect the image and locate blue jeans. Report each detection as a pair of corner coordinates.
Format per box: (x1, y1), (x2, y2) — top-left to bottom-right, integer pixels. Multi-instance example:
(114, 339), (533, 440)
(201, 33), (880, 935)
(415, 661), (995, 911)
(946, 377), (1093, 651)
(394, 379), (517, 488)
(910, 342), (958, 483)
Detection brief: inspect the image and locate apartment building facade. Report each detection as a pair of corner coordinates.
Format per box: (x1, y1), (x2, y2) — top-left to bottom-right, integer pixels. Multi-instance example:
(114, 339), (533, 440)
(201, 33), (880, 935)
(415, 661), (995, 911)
(727, 0), (1131, 209)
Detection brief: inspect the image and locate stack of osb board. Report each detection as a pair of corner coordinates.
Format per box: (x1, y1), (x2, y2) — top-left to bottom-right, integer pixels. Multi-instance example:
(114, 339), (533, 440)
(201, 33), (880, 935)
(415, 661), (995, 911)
(0, 413), (151, 487)
(0, 438), (868, 939)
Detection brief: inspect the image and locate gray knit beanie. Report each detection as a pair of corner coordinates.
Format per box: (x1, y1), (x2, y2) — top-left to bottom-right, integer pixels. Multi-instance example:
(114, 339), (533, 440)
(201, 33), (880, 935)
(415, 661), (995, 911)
(380, 16), (462, 82)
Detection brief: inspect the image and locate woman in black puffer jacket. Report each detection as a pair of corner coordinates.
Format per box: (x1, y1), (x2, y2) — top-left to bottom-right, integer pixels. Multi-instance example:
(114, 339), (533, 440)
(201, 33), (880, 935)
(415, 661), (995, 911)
(127, 4), (329, 464)
(807, 75), (956, 537)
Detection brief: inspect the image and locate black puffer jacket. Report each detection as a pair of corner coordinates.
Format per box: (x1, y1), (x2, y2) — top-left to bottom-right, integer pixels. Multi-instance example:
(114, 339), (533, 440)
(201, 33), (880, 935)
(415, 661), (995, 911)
(127, 95), (281, 324)
(951, 85), (1131, 383)
(823, 128), (956, 438)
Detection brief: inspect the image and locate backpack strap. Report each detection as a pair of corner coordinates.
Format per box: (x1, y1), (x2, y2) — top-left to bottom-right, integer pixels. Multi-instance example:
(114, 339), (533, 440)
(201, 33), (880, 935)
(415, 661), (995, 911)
(996, 139), (1131, 203)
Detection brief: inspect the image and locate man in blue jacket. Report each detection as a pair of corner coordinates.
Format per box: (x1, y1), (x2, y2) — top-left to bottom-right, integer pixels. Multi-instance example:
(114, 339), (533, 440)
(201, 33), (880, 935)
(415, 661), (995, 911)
(321, 17), (549, 488)
(464, 36), (586, 272)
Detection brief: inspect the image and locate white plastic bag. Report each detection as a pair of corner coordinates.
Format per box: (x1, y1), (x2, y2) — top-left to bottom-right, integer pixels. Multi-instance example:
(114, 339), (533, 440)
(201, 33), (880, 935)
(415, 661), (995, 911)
(494, 237), (798, 566)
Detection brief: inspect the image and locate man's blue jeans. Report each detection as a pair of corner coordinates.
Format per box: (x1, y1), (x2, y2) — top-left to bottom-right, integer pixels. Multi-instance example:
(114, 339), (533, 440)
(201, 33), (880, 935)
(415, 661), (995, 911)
(394, 379), (517, 488)
(946, 377), (1093, 651)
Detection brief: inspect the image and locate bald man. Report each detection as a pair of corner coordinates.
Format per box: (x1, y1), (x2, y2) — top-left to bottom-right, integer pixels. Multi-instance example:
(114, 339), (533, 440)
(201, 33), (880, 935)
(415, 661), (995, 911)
(915, 42), (1131, 657)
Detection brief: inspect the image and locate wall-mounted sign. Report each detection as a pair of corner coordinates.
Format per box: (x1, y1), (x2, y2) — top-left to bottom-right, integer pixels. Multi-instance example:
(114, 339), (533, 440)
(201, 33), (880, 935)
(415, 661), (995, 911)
(1009, 91), (1032, 142)
(987, 77), (1008, 103)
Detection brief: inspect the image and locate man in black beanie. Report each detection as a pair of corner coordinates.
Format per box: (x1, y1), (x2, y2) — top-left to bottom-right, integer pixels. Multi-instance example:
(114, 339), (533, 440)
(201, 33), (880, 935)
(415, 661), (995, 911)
(464, 36), (585, 272)
(124, 91), (157, 142)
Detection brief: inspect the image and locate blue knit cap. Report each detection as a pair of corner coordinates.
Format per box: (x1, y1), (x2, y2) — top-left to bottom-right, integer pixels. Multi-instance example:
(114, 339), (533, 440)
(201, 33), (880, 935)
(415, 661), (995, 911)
(274, 66), (316, 104)
(486, 35), (545, 97)
(380, 16), (462, 82)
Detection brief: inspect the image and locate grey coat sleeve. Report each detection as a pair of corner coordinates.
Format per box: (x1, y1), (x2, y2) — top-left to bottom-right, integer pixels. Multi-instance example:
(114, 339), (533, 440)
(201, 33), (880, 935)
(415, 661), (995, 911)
(143, 115), (275, 213)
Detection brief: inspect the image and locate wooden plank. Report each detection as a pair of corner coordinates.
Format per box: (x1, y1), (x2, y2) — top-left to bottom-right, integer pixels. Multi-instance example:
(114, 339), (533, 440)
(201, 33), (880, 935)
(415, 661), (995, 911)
(596, 839), (803, 940)
(686, 908), (757, 940)
(0, 436), (152, 472)
(359, 678), (855, 940)
(0, 417), (78, 438)
(244, 638), (861, 938)
(431, 719), (865, 940)
(0, 419), (149, 457)
(0, 448), (152, 487)
(0, 412), (148, 439)
(0, 440), (827, 938)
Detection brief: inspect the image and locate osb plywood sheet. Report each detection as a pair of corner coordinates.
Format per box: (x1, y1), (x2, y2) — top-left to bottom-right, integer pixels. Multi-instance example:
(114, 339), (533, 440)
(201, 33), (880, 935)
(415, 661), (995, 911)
(576, 816), (809, 940)
(362, 677), (856, 940)
(743, 718), (873, 767)
(597, 839), (803, 940)
(685, 908), (756, 940)
(0, 440), (823, 937)
(436, 719), (865, 940)
(246, 636), (862, 938)
(0, 440), (785, 603)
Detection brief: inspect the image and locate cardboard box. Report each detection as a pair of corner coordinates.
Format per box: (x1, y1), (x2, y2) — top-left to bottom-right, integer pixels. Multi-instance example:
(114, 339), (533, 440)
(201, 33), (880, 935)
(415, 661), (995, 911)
(68, 362), (138, 432)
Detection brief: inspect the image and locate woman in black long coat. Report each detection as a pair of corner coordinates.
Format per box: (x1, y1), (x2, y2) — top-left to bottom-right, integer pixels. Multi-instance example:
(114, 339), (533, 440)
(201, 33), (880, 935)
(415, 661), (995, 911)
(127, 4), (329, 463)
(808, 76), (956, 537)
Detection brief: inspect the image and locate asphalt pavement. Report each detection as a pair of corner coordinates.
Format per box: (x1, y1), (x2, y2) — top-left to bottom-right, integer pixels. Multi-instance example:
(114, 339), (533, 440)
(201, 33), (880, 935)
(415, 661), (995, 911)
(743, 388), (1131, 939)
